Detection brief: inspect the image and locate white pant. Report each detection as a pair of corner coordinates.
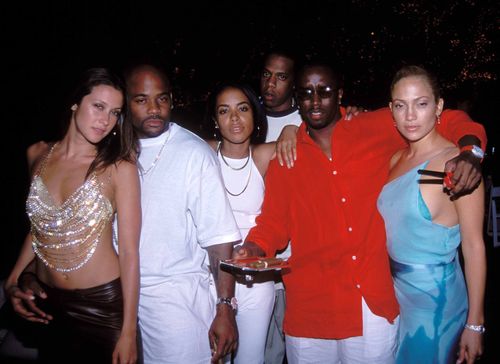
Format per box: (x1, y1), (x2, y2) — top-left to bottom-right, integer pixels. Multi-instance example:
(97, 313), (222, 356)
(286, 298), (399, 364)
(140, 275), (214, 364)
(233, 279), (275, 364)
(210, 277), (275, 364)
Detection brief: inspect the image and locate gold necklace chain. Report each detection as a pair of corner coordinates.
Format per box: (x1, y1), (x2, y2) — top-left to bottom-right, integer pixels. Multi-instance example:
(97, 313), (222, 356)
(141, 129), (170, 176)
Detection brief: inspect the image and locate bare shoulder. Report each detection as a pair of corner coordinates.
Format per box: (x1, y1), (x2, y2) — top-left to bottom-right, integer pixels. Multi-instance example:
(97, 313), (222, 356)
(253, 142), (276, 178)
(206, 139), (218, 152)
(436, 145), (459, 165)
(389, 149), (404, 169)
(112, 160), (139, 180)
(427, 145), (459, 170)
(26, 141), (50, 174)
(253, 142), (276, 163)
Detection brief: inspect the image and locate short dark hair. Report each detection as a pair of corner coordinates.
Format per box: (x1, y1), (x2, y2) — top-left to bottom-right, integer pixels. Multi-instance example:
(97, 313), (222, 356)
(296, 60), (344, 90)
(122, 62), (172, 93)
(261, 48), (301, 78)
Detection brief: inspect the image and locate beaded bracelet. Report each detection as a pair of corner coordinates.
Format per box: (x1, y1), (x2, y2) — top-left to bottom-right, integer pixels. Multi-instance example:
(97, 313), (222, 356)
(464, 323), (486, 334)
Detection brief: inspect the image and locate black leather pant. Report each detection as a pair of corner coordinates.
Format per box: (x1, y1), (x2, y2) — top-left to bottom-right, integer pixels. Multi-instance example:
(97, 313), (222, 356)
(36, 277), (142, 363)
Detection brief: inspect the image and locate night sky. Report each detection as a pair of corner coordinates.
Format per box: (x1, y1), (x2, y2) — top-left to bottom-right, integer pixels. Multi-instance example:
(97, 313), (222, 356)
(2, 0), (499, 272)
(1, 1), (500, 361)
(3, 1), (498, 139)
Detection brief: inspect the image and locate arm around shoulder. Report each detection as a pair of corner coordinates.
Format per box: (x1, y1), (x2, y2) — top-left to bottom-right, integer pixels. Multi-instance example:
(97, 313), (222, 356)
(438, 109), (487, 149)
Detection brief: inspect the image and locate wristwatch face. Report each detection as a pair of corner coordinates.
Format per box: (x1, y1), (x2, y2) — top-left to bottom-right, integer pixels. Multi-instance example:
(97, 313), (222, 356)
(230, 297), (238, 310)
(472, 145), (484, 158)
(217, 297), (238, 311)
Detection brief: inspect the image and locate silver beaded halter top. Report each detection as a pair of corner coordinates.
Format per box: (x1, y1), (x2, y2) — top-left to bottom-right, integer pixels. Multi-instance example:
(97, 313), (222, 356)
(26, 144), (114, 273)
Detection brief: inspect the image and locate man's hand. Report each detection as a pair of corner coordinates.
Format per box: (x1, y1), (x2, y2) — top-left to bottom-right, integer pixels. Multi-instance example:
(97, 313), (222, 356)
(344, 105), (367, 121)
(4, 272), (52, 324)
(208, 304), (238, 363)
(276, 125), (299, 169)
(232, 242), (266, 260)
(445, 151), (482, 198)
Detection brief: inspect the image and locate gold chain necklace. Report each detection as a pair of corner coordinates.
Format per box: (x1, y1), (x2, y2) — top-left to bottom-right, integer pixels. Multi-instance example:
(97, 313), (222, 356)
(217, 144), (253, 197)
(141, 129), (170, 176)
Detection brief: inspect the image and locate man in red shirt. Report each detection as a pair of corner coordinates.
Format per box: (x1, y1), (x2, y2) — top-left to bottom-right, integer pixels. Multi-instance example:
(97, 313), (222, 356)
(235, 61), (486, 363)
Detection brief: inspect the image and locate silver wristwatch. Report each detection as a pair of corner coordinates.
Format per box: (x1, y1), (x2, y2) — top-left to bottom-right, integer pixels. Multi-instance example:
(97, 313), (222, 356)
(462, 145), (485, 160)
(216, 297), (238, 311)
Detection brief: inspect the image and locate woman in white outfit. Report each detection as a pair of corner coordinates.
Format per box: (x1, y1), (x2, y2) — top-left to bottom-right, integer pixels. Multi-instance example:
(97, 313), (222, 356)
(206, 82), (276, 364)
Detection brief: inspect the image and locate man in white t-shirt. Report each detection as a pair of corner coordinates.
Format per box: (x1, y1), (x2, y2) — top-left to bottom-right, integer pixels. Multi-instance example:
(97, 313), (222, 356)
(125, 63), (241, 364)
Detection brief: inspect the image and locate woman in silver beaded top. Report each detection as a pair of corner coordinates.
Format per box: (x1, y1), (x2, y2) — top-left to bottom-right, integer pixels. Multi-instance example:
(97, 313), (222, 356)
(4, 68), (141, 364)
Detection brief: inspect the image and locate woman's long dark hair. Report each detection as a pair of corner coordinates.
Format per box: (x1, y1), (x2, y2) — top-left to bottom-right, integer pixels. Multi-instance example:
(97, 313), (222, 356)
(204, 82), (267, 145)
(64, 68), (138, 177)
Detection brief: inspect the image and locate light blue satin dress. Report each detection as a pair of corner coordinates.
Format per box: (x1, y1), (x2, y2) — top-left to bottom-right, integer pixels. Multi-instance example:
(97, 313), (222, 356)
(377, 161), (468, 364)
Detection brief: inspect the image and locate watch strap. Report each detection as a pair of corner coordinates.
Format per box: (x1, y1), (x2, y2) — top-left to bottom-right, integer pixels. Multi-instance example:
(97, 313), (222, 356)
(216, 297), (238, 311)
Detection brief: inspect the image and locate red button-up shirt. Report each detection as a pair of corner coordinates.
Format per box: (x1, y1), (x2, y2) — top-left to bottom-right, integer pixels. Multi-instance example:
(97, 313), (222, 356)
(246, 107), (486, 339)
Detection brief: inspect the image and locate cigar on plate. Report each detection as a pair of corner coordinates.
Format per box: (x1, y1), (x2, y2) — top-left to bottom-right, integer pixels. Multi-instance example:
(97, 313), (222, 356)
(246, 258), (284, 269)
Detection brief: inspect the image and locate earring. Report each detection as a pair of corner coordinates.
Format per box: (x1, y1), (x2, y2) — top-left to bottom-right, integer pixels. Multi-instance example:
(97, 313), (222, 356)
(291, 97), (296, 108)
(71, 104), (77, 111)
(213, 122), (219, 139)
(112, 131), (117, 136)
(436, 114), (441, 124)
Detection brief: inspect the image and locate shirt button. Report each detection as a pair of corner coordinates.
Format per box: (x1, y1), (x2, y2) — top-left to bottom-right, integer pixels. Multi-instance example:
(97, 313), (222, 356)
(348, 227), (353, 232)
(352, 255), (357, 260)
(356, 284), (361, 289)
(332, 170), (337, 175)
(341, 197), (346, 203)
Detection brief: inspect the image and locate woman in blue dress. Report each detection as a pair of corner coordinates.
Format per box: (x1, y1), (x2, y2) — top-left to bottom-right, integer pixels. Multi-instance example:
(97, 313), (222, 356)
(377, 65), (486, 364)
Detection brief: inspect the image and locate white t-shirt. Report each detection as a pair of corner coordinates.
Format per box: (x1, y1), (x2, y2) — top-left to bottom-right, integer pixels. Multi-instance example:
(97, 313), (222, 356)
(137, 123), (241, 363)
(265, 108), (302, 143)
